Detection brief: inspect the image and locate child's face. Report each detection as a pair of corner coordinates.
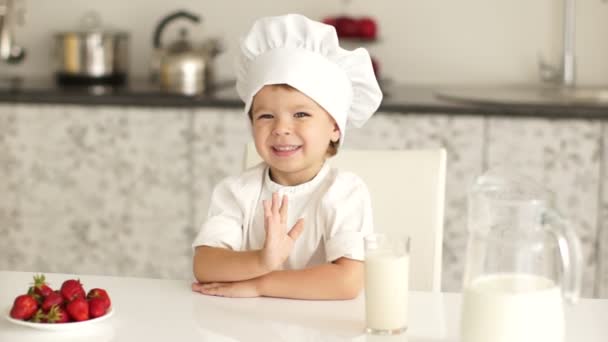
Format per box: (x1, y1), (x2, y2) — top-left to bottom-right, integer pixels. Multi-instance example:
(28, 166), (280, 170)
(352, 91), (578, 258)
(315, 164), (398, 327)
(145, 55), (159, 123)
(250, 85), (340, 186)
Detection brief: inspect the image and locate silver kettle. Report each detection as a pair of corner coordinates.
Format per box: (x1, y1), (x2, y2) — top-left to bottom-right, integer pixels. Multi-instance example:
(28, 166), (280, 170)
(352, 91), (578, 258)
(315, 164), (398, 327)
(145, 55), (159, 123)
(151, 11), (221, 96)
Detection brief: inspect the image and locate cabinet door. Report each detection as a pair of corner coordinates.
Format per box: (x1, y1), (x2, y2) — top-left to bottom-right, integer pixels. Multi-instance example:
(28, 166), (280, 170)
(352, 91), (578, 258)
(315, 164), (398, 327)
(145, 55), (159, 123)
(600, 122), (608, 298)
(191, 108), (251, 236)
(4, 104), (191, 279)
(487, 117), (602, 297)
(345, 112), (485, 292)
(0, 105), (18, 272)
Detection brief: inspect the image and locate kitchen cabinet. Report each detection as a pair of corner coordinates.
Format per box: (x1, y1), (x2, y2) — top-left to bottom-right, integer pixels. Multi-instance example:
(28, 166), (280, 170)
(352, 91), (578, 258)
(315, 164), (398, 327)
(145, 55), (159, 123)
(0, 105), (193, 279)
(0, 104), (606, 297)
(601, 127), (608, 298)
(191, 108), (251, 236)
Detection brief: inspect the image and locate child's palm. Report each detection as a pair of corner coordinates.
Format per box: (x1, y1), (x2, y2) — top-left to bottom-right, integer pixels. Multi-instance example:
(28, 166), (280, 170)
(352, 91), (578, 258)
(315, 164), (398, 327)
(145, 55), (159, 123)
(261, 193), (304, 270)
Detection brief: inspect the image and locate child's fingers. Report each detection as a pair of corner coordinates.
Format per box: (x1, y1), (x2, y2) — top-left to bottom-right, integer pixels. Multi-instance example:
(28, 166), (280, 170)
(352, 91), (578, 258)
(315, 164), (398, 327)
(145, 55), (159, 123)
(279, 195), (288, 224)
(287, 218), (305, 240)
(272, 192), (280, 216)
(192, 282), (226, 296)
(191, 282), (203, 292)
(264, 213), (270, 234)
(263, 199), (271, 218)
(263, 200), (272, 233)
(192, 282), (217, 292)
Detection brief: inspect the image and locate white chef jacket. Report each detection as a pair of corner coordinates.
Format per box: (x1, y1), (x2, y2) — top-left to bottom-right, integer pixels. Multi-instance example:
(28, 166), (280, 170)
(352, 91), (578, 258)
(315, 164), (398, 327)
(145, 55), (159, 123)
(192, 161), (373, 269)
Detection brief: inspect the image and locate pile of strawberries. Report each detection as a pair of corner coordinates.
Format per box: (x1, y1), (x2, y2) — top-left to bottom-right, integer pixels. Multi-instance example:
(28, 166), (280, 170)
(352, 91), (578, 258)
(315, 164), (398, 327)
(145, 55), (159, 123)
(9, 274), (111, 323)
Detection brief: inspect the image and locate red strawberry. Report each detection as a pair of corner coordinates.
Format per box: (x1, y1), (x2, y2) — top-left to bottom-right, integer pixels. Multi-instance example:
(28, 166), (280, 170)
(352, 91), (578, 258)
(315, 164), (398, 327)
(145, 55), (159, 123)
(41, 291), (64, 312)
(66, 297), (89, 321)
(26, 286), (42, 303)
(10, 294), (39, 320)
(87, 288), (111, 309)
(88, 298), (107, 318)
(46, 305), (70, 323)
(60, 279), (85, 302)
(32, 274), (53, 298)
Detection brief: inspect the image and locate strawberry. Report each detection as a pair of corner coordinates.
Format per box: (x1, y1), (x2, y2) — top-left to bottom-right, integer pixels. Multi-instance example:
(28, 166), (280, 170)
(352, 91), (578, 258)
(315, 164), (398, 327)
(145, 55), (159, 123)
(87, 288), (111, 310)
(32, 274), (53, 298)
(88, 298), (107, 318)
(41, 291), (64, 312)
(10, 294), (39, 320)
(26, 286), (42, 303)
(46, 305), (70, 323)
(29, 308), (47, 323)
(60, 279), (85, 302)
(66, 297), (89, 321)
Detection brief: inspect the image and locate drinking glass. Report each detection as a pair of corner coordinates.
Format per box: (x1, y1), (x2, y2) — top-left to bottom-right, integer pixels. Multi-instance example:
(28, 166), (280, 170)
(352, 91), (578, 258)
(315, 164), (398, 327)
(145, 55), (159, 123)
(364, 233), (410, 335)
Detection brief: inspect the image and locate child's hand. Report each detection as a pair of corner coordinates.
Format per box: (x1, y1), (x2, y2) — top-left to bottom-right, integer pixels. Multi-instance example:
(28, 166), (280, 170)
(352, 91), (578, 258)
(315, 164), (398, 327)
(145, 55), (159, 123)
(260, 192), (304, 271)
(191, 279), (260, 298)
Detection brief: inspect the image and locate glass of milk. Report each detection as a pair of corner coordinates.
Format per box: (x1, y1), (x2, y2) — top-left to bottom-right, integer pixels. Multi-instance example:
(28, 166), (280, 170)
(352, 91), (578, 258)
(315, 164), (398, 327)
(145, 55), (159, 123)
(364, 233), (410, 335)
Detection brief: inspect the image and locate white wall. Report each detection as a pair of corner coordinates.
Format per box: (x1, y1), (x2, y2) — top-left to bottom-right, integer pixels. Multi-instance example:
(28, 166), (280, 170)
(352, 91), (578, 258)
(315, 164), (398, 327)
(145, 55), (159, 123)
(1, 0), (607, 86)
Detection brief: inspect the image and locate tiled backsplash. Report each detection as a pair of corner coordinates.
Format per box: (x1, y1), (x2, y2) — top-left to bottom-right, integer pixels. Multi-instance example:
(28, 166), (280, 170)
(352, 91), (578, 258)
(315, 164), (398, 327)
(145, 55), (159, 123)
(1, 104), (607, 297)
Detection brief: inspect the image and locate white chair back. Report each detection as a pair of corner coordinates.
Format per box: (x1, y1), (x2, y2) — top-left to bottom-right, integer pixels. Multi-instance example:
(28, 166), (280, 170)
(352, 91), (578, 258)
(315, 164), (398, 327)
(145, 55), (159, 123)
(244, 145), (447, 292)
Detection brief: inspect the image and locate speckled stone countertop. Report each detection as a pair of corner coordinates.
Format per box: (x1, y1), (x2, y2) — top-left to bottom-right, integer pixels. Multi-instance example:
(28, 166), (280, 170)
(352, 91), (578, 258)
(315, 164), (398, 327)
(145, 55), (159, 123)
(0, 77), (607, 118)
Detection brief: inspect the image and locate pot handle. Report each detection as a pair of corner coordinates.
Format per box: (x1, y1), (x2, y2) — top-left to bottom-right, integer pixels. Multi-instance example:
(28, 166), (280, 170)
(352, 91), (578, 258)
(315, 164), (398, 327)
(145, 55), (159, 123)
(153, 10), (200, 49)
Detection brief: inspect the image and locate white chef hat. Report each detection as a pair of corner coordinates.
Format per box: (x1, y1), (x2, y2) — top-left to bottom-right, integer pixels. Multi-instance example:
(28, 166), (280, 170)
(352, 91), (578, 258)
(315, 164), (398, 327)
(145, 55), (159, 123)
(236, 13), (383, 144)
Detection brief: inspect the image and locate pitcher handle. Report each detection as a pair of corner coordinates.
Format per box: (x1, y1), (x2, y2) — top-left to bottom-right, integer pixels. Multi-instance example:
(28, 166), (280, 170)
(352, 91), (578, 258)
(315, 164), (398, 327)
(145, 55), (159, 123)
(545, 209), (583, 303)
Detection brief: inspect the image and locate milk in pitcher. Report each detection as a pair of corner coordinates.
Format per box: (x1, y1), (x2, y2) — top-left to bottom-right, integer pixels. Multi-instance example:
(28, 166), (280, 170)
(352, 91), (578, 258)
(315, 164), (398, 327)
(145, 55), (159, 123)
(461, 273), (565, 342)
(364, 251), (409, 333)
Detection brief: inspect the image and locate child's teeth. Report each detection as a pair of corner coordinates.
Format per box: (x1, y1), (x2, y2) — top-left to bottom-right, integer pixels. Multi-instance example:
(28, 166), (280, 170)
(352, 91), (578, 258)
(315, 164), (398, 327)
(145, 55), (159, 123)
(275, 146), (298, 151)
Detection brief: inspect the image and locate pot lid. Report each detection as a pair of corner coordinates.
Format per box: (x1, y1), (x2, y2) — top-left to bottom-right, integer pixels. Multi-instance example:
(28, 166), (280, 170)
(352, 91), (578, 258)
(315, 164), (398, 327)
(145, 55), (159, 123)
(55, 11), (128, 36)
(166, 28), (196, 54)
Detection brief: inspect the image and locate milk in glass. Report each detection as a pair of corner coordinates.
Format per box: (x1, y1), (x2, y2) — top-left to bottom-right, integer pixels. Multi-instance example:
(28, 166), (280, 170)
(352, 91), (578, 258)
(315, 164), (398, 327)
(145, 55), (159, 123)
(364, 233), (410, 334)
(461, 273), (564, 342)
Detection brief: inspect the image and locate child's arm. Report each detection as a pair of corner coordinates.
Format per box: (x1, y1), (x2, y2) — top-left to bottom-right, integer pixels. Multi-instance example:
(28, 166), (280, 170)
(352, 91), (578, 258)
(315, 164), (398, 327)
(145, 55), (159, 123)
(193, 193), (305, 283)
(193, 246), (268, 282)
(191, 257), (363, 300)
(257, 257), (363, 300)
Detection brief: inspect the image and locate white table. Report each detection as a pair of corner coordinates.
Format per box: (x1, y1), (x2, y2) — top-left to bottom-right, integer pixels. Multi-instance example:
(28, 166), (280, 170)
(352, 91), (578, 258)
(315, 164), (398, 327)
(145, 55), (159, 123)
(1, 271), (606, 342)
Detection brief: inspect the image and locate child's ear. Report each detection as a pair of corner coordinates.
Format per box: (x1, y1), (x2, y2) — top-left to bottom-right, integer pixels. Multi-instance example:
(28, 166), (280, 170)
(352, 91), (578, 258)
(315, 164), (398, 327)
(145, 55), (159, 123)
(331, 123), (340, 143)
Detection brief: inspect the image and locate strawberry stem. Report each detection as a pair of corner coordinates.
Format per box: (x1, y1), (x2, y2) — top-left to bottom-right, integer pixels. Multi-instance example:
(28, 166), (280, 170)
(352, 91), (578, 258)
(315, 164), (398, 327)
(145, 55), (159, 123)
(33, 274), (47, 288)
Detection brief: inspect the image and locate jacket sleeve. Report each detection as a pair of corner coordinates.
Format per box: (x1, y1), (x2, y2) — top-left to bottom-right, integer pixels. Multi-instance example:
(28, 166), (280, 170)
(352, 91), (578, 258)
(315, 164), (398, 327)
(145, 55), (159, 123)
(322, 172), (374, 262)
(192, 177), (244, 251)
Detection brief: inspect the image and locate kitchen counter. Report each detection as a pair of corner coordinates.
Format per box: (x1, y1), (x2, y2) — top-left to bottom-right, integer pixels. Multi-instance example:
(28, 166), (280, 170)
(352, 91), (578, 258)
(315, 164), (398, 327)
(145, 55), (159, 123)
(0, 77), (607, 118)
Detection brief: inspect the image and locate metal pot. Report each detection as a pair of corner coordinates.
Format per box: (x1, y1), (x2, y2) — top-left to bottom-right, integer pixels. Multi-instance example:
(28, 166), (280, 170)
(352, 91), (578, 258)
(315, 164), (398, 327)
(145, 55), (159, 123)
(54, 12), (129, 85)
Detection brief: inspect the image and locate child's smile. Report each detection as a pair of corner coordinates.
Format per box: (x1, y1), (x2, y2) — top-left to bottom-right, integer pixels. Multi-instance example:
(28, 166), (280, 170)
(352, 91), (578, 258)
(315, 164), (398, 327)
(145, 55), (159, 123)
(271, 144), (302, 157)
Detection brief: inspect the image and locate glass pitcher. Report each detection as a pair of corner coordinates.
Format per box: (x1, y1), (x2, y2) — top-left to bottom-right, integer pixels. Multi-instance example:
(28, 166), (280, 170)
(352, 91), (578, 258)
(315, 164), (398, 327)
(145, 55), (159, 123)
(460, 169), (583, 342)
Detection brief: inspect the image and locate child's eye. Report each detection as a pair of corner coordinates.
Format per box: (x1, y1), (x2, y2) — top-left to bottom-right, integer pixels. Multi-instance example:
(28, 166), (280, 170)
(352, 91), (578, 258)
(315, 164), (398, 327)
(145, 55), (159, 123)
(294, 112), (310, 118)
(256, 114), (273, 120)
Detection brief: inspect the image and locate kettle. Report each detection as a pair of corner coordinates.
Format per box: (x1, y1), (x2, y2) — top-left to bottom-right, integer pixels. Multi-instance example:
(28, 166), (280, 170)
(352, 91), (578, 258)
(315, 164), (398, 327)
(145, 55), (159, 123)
(460, 168), (583, 342)
(151, 11), (221, 96)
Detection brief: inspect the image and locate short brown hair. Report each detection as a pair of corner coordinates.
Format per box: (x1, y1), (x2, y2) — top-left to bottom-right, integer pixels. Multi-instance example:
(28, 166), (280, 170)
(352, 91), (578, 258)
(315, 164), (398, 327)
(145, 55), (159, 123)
(327, 140), (339, 157)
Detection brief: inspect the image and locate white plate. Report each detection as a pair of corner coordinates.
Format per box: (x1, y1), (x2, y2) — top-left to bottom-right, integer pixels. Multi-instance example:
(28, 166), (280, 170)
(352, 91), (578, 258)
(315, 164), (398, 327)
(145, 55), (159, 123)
(5, 307), (114, 331)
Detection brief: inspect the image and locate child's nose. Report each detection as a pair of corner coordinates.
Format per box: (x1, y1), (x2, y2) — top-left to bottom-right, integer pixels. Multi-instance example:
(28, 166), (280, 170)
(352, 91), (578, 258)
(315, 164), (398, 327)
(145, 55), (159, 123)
(272, 119), (292, 136)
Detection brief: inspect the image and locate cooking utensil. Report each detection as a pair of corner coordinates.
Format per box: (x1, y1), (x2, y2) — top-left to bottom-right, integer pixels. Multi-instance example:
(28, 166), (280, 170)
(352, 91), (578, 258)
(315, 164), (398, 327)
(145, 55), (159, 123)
(54, 11), (129, 85)
(151, 10), (221, 95)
